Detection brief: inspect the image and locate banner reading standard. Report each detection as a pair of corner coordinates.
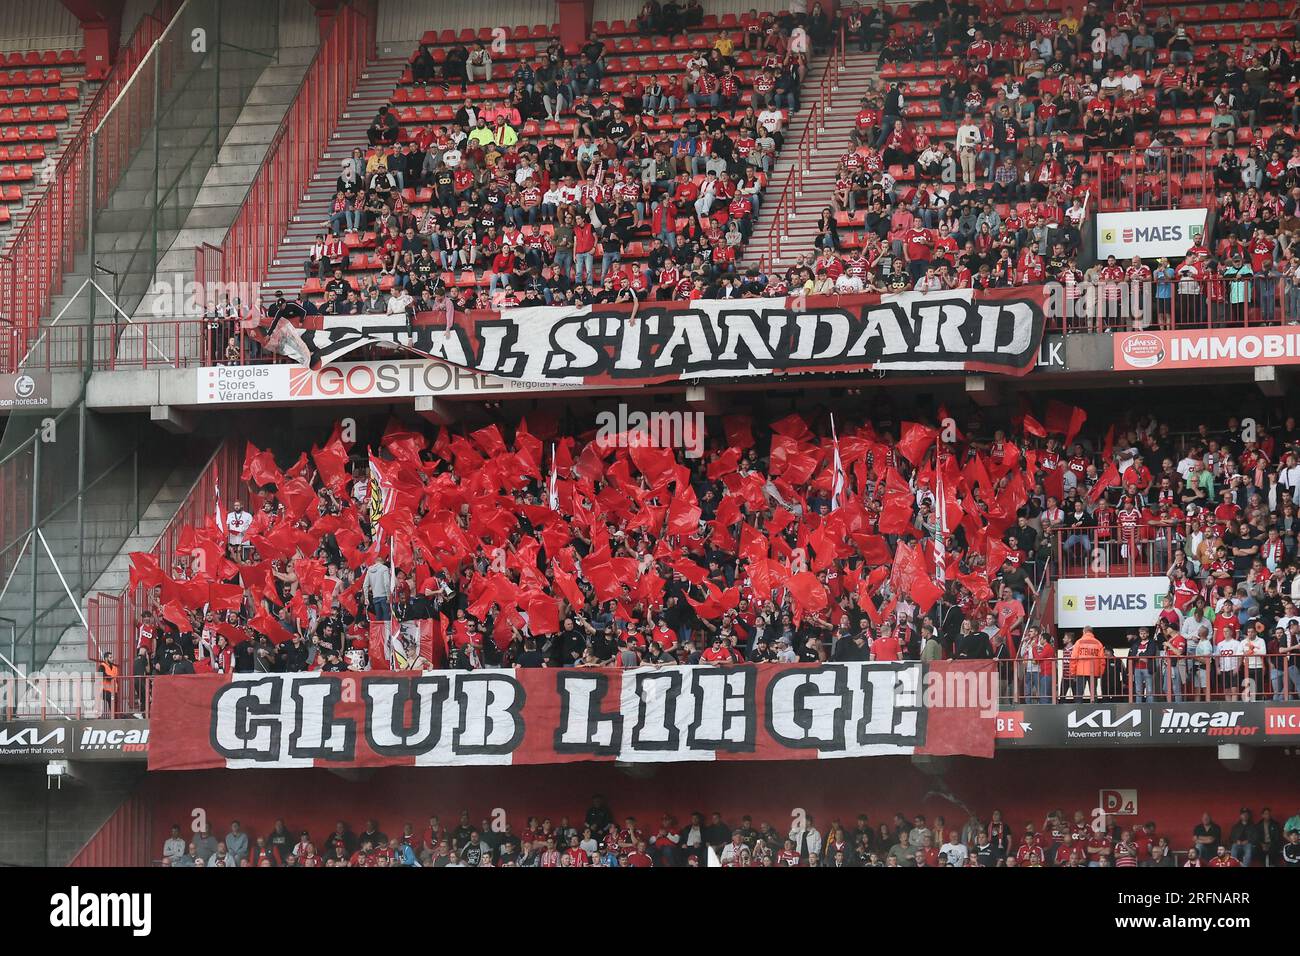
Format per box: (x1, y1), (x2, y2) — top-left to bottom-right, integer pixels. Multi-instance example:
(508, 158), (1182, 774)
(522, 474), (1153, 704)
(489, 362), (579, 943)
(1096, 208), (1207, 260)
(147, 662), (997, 771)
(270, 288), (1047, 383)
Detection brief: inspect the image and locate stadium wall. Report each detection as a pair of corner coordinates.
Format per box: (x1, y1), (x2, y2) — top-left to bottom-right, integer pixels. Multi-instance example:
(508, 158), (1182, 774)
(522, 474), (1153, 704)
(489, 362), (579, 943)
(71, 748), (1300, 862)
(0, 764), (147, 867)
(0, 7), (83, 54)
(376, 0), (557, 45)
(279, 0), (326, 48)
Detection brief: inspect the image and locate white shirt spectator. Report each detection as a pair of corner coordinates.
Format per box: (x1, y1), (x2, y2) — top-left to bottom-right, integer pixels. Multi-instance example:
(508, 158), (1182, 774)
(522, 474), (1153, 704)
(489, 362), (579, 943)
(758, 108), (784, 134)
(387, 290), (413, 315)
(1216, 637), (1243, 673)
(1180, 614), (1210, 642)
(834, 272), (864, 294)
(225, 508), (252, 546)
(941, 840), (969, 866)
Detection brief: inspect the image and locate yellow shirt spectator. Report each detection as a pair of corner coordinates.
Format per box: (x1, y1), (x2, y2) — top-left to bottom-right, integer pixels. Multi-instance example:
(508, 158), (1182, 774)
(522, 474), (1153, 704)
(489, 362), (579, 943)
(491, 123), (518, 148)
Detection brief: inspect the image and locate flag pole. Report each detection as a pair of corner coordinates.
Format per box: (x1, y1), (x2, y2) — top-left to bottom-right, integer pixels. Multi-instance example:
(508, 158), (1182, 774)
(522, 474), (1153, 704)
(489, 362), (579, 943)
(933, 432), (945, 634)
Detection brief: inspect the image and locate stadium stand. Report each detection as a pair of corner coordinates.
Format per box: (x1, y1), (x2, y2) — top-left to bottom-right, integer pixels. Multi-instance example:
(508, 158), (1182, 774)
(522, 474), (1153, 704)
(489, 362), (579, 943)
(50, 393), (1294, 719)
(255, 7), (815, 315)
(156, 800), (1300, 866)
(140, 0), (1300, 370)
(0, 54), (88, 230)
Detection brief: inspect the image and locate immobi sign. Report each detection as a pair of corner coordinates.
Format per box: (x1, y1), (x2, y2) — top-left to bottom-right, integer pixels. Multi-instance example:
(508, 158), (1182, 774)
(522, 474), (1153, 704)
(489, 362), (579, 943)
(1115, 328), (1300, 371)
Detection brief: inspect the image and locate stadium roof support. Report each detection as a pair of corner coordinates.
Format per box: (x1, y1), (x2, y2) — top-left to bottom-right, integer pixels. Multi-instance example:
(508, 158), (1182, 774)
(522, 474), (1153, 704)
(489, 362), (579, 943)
(59, 0), (124, 80)
(964, 375), (1001, 408)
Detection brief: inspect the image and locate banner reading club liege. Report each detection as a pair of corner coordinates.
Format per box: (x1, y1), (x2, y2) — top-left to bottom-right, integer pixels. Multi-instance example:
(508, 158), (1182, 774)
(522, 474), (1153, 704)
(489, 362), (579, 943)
(147, 661), (997, 771)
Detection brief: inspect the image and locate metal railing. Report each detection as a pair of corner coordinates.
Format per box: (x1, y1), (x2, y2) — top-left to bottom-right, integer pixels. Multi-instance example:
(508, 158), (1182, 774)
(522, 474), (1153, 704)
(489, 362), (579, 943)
(998, 653), (1299, 706)
(1051, 273), (1300, 334)
(1053, 527), (1180, 579)
(0, 1), (182, 339)
(85, 439), (241, 666)
(218, 0), (376, 291)
(1090, 145), (1216, 214)
(18, 266), (1300, 372)
(754, 22), (844, 271)
(22, 646), (1299, 720)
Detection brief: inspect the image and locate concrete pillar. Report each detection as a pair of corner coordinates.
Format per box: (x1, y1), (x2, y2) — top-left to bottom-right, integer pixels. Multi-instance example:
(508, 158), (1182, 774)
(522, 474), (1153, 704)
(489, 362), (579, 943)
(964, 375), (1000, 407)
(150, 405), (194, 434)
(59, 0), (124, 80)
(308, 0), (342, 42)
(415, 396), (457, 425)
(557, 0), (594, 51)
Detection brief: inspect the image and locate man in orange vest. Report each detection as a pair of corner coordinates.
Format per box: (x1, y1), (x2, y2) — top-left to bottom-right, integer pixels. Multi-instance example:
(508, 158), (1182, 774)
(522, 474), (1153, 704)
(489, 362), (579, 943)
(96, 652), (120, 717)
(1070, 629), (1106, 701)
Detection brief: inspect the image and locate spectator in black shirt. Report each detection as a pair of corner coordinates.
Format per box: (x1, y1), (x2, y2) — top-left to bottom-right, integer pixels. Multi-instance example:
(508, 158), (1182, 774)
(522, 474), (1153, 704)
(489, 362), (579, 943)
(586, 794), (613, 833)
(1193, 812), (1223, 862)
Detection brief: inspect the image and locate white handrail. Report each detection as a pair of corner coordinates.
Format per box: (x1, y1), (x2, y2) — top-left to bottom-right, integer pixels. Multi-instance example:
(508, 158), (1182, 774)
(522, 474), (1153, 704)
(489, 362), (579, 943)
(92, 0), (193, 137)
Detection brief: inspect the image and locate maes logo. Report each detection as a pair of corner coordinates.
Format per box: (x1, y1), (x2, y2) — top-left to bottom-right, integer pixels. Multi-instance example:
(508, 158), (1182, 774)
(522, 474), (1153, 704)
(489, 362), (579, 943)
(1118, 225), (1200, 244)
(1063, 591), (1162, 613)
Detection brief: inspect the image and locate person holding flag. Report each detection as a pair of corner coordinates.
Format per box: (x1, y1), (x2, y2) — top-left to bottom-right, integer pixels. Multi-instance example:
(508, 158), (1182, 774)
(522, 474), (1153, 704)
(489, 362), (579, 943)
(225, 498), (251, 563)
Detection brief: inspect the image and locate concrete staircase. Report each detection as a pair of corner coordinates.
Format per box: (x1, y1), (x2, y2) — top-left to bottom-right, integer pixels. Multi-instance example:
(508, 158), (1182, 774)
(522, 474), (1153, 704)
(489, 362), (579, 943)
(740, 50), (879, 271)
(141, 46), (319, 309)
(0, 442), (211, 717)
(32, 46), (315, 371)
(260, 56), (410, 300)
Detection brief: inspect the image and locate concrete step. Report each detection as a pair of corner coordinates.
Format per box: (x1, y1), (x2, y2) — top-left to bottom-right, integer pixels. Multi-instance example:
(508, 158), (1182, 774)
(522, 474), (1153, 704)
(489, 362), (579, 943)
(224, 122), (284, 145)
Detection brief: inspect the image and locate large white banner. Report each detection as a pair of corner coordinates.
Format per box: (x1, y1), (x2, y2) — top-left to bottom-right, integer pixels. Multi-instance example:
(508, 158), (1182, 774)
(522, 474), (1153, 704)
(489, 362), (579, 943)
(1095, 209), (1208, 260)
(1056, 576), (1168, 629)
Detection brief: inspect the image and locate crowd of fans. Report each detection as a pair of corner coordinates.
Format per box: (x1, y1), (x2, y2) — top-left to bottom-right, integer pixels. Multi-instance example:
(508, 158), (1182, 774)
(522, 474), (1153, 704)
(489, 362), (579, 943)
(214, 0), (1300, 347)
(104, 398), (1300, 717)
(159, 797), (1300, 867)
(789, 0), (1300, 323)
(255, 4), (835, 333)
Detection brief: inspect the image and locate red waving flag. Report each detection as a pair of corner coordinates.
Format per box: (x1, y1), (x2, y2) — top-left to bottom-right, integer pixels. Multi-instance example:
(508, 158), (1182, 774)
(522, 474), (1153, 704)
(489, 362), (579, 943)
(896, 422), (938, 466)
